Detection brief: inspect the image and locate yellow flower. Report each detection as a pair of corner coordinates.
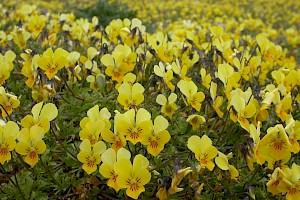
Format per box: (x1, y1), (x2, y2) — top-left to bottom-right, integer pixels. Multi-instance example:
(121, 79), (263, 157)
(102, 128), (127, 153)
(285, 117), (300, 154)
(79, 119), (105, 145)
(26, 15), (47, 39)
(217, 64), (234, 88)
(0, 50), (16, 86)
(85, 60), (102, 92)
(80, 105), (111, 130)
(117, 82), (145, 110)
(13, 29), (31, 50)
(77, 139), (106, 175)
(105, 19), (130, 44)
(148, 32), (174, 63)
(178, 80), (205, 111)
(278, 163), (300, 200)
(66, 51), (81, 83)
(102, 111), (126, 151)
(276, 93), (292, 122)
(200, 68), (211, 90)
(101, 44), (137, 83)
(21, 102), (58, 134)
(119, 18), (146, 46)
(246, 122), (266, 171)
(187, 135), (218, 171)
(20, 50), (39, 88)
(260, 84), (281, 110)
(154, 62), (175, 91)
(117, 109), (152, 145)
(0, 87), (20, 118)
(168, 167), (193, 195)
(266, 167), (285, 195)
(31, 82), (55, 102)
(0, 31), (12, 48)
(0, 121), (19, 165)
(172, 58), (190, 81)
(186, 114), (206, 130)
(230, 88), (256, 131)
(215, 151), (239, 180)
(259, 124), (292, 169)
(37, 47), (69, 79)
(114, 154), (151, 199)
(15, 126), (46, 168)
(99, 148), (131, 192)
(142, 115), (171, 156)
(233, 57), (251, 81)
(156, 93), (178, 118)
(210, 82), (224, 118)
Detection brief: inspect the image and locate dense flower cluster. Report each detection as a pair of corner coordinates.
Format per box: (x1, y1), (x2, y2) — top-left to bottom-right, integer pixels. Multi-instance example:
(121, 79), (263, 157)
(0, 0), (299, 199)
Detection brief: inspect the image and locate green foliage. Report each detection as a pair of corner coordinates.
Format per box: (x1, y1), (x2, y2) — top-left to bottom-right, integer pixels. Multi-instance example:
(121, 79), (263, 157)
(75, 0), (137, 27)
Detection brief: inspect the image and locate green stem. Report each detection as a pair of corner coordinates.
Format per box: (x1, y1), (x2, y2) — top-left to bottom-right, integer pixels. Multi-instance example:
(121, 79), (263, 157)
(39, 155), (61, 186)
(0, 164), (17, 188)
(62, 78), (84, 101)
(216, 108), (230, 145)
(50, 127), (78, 160)
(10, 155), (26, 200)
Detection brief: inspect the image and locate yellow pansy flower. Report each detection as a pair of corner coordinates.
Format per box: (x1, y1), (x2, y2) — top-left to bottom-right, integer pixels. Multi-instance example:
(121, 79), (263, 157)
(99, 148), (131, 192)
(20, 50), (39, 88)
(66, 51), (81, 83)
(102, 112), (126, 152)
(187, 135), (218, 171)
(120, 18), (146, 46)
(0, 31), (12, 48)
(0, 50), (16, 86)
(200, 68), (212, 90)
(156, 93), (178, 119)
(154, 32), (174, 63)
(154, 62), (175, 91)
(230, 88), (256, 131)
(215, 151), (239, 180)
(15, 126), (46, 168)
(79, 119), (105, 146)
(277, 163), (300, 200)
(117, 109), (152, 145)
(246, 122), (266, 171)
(117, 82), (145, 110)
(0, 87), (20, 118)
(233, 57), (251, 81)
(142, 115), (171, 156)
(80, 105), (111, 130)
(105, 19), (131, 44)
(168, 167), (193, 195)
(21, 102), (58, 134)
(13, 29), (31, 50)
(177, 80), (205, 111)
(266, 167), (285, 195)
(101, 44), (137, 83)
(37, 47), (69, 79)
(259, 124), (292, 169)
(210, 82), (224, 118)
(217, 63), (234, 89)
(114, 154), (151, 199)
(276, 93), (292, 122)
(77, 139), (106, 175)
(186, 114), (206, 130)
(172, 58), (190, 81)
(26, 15), (47, 39)
(0, 121), (19, 165)
(285, 117), (300, 154)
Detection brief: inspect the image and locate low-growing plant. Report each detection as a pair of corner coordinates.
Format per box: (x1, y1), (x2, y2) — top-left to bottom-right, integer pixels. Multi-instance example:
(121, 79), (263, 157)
(0, 0), (299, 200)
